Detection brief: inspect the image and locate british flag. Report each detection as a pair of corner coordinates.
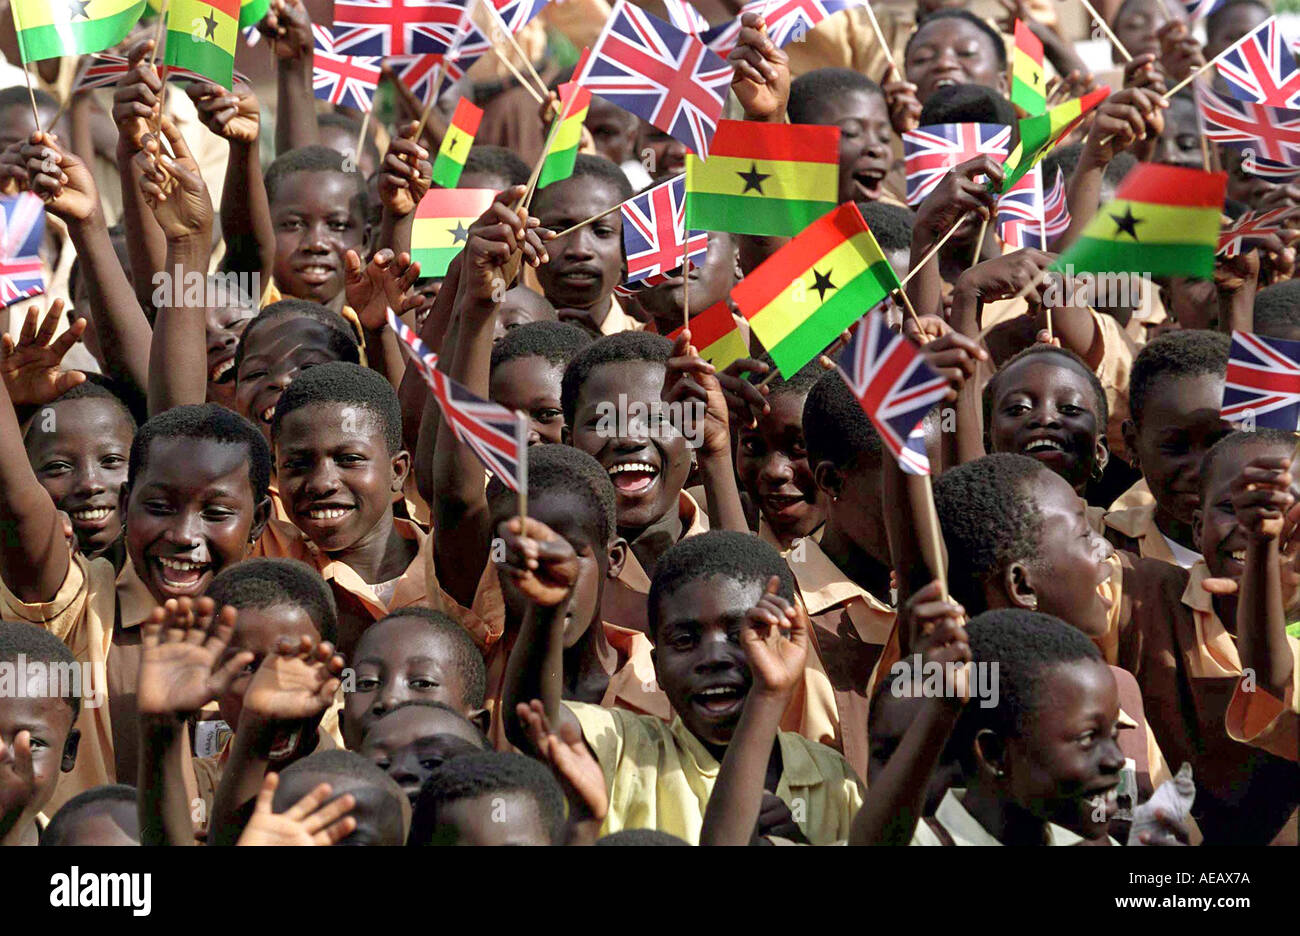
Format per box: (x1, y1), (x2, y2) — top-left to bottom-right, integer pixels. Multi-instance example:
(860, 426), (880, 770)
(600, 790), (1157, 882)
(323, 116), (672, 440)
(697, 0), (864, 56)
(1222, 329), (1300, 429)
(1197, 82), (1300, 171)
(74, 54), (250, 90)
(834, 308), (949, 475)
(619, 175), (708, 293)
(313, 26), (382, 111)
(903, 122), (1011, 206)
(388, 310), (526, 488)
(387, 53), (452, 102)
(1043, 167), (1070, 239)
(0, 194), (45, 306)
(1216, 18), (1300, 109)
(331, 0), (473, 56)
(663, 0), (708, 37)
(1181, 0), (1225, 21)
(997, 164), (1045, 249)
(494, 0), (549, 33)
(1217, 206), (1295, 257)
(578, 1), (731, 158)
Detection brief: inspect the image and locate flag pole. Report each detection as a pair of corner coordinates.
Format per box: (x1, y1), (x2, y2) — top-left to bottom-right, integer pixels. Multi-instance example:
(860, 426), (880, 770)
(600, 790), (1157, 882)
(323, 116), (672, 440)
(520, 65), (585, 212)
(971, 216), (988, 266)
(20, 64), (41, 135)
(898, 212), (968, 287)
(549, 173), (686, 237)
(355, 106), (373, 168)
(147, 0), (170, 69)
(893, 286), (925, 335)
(1078, 0), (1132, 62)
(910, 473), (949, 601)
(475, 0), (548, 101)
(516, 410), (529, 526)
(861, 0), (898, 79)
(412, 61), (446, 147)
(682, 193), (690, 334)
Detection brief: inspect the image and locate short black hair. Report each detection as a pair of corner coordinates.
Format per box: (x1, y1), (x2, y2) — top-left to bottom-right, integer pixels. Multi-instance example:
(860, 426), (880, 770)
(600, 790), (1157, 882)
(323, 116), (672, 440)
(1128, 330), (1229, 428)
(983, 344), (1108, 432)
(1205, 0), (1270, 38)
(264, 144), (367, 207)
(23, 380), (137, 449)
(487, 443), (617, 546)
(560, 330), (672, 427)
(803, 369), (882, 469)
(857, 201), (915, 252)
(205, 558), (339, 645)
(271, 361), (403, 454)
(934, 454), (1048, 615)
(910, 9), (1007, 68)
(0, 620), (82, 717)
(595, 829), (690, 845)
(536, 153), (633, 208)
(41, 785), (137, 846)
(1254, 281), (1300, 338)
(233, 299), (361, 376)
(1042, 143), (1082, 186)
(368, 608), (487, 709)
(318, 111), (380, 162)
(0, 86), (56, 114)
(950, 608), (1103, 773)
(129, 404), (271, 506)
(1201, 428), (1298, 498)
(463, 145), (530, 187)
(490, 320), (593, 373)
(918, 82), (1016, 127)
(378, 699), (488, 748)
(648, 530), (795, 641)
(788, 68), (884, 124)
(758, 354), (823, 403)
(408, 750), (567, 845)
(274, 748), (406, 839)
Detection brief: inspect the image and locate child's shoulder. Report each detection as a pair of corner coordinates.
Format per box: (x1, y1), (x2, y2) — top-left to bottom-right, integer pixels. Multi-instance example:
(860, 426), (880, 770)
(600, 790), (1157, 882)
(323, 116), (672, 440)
(775, 728), (864, 790)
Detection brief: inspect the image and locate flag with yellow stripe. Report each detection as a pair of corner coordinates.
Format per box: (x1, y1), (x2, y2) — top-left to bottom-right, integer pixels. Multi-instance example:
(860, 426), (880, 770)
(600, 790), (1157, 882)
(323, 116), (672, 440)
(1011, 19), (1046, 116)
(667, 300), (747, 371)
(239, 0), (268, 27)
(538, 81), (591, 189)
(411, 187), (496, 277)
(1001, 86), (1109, 192)
(685, 119), (839, 237)
(164, 0), (240, 88)
(11, 0), (147, 62)
(1051, 163), (1226, 278)
(731, 202), (899, 376)
(432, 98), (483, 189)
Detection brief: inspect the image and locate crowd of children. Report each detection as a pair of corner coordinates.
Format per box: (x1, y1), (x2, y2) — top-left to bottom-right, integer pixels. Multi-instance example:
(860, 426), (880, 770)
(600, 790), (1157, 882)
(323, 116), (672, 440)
(1, 0), (1299, 849)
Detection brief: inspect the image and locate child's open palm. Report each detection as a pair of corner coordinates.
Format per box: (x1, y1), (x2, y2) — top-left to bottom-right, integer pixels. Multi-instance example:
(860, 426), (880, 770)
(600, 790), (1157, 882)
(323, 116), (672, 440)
(378, 122), (432, 217)
(344, 248), (423, 330)
(23, 132), (100, 222)
(494, 516), (580, 608)
(237, 773), (357, 846)
(517, 699), (608, 824)
(138, 596), (253, 719)
(742, 576), (809, 699)
(664, 330), (731, 459)
(242, 635), (345, 723)
(134, 118), (213, 241)
(0, 300), (87, 407)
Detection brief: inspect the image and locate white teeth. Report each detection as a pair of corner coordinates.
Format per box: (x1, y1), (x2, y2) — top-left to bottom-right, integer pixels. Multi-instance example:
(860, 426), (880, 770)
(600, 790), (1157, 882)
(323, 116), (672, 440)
(72, 508), (110, 521)
(700, 687), (739, 697)
(308, 508), (350, 520)
(1231, 550), (1247, 561)
(1025, 439), (1064, 453)
(261, 405), (275, 423)
(609, 462), (656, 475)
(210, 358), (234, 382)
(158, 557), (203, 571)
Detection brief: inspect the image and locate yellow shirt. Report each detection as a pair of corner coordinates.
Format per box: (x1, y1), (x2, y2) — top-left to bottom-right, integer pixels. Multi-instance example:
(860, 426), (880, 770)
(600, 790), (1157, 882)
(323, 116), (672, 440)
(568, 702), (864, 845)
(1108, 478), (1155, 512)
(1104, 501), (1180, 566)
(911, 789), (1115, 846)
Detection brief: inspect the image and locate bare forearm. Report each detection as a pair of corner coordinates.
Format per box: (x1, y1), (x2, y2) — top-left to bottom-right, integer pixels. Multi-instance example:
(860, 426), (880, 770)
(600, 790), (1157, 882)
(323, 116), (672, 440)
(221, 140), (274, 278)
(502, 604), (568, 753)
(1063, 156), (1105, 250)
(906, 230), (946, 320)
(118, 142), (168, 314)
(699, 693), (785, 845)
(1238, 535), (1292, 696)
(149, 236), (212, 414)
(698, 449), (748, 532)
(378, 207), (414, 258)
(137, 718), (198, 846)
(0, 379), (69, 602)
(275, 59), (319, 155)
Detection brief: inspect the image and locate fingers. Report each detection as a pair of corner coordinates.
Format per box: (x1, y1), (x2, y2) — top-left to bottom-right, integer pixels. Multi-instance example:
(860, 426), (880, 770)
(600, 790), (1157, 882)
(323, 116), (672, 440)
(253, 771), (281, 815)
(283, 781), (334, 821)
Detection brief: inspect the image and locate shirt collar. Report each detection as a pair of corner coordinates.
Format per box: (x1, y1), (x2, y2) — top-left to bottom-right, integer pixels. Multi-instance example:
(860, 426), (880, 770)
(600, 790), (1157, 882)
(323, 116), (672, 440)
(618, 490), (707, 594)
(116, 556), (158, 630)
(791, 536), (891, 618)
(934, 790), (1095, 845)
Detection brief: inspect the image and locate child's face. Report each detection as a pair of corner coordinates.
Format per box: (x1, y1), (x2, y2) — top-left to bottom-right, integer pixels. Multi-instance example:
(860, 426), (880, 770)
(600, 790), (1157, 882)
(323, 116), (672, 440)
(868, 691), (959, 815)
(274, 770), (404, 845)
(126, 438), (265, 606)
(491, 287), (556, 344)
(1196, 440), (1300, 585)
(652, 574), (763, 751)
(1125, 374), (1231, 533)
(1112, 0), (1165, 62)
(1205, 2), (1268, 59)
(1224, 149), (1272, 209)
(534, 177), (625, 312)
(270, 170), (366, 305)
(27, 398), (132, 557)
(274, 403), (407, 556)
(637, 123), (687, 181)
(489, 356), (565, 445)
(1153, 96), (1201, 170)
(818, 454), (890, 562)
(586, 98), (639, 165)
(736, 390), (825, 544)
(989, 356), (1105, 494)
(359, 706), (485, 806)
(343, 616), (474, 749)
(216, 601), (321, 732)
(49, 802), (139, 845)
(0, 696), (76, 820)
(206, 299), (256, 411)
(806, 89), (893, 205)
(904, 19), (1006, 104)
(0, 103), (53, 149)
(636, 234), (739, 333)
(318, 124), (376, 179)
(569, 360), (692, 535)
(429, 791), (552, 845)
(457, 170), (512, 192)
(235, 316), (351, 447)
(1000, 659), (1124, 841)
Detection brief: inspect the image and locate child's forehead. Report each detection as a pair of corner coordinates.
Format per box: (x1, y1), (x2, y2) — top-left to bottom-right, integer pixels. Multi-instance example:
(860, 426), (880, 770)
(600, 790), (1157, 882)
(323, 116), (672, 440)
(138, 436), (255, 489)
(998, 354), (1098, 401)
(536, 176), (623, 217)
(359, 617), (456, 658)
(914, 15), (989, 48)
(245, 313), (340, 353)
(270, 169), (363, 210)
(656, 574), (766, 626)
(232, 602), (320, 649)
(30, 396), (133, 439)
(0, 691), (75, 730)
(1206, 441), (1294, 493)
(578, 358), (665, 405)
(368, 708), (477, 747)
(278, 400), (385, 440)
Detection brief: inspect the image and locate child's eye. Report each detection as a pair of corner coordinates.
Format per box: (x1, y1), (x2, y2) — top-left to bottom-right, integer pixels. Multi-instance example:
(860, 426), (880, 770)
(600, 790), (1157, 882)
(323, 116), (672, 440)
(534, 408), (562, 424)
(101, 455), (126, 469)
(355, 677), (379, 692)
(740, 439), (762, 456)
(668, 633), (696, 651)
(39, 461), (71, 475)
(408, 677), (438, 690)
(144, 500), (174, 515)
(373, 757), (391, 770)
(241, 369), (267, 381)
(329, 220), (352, 232)
(1059, 405), (1084, 417)
(202, 506), (236, 522)
(336, 453), (366, 466)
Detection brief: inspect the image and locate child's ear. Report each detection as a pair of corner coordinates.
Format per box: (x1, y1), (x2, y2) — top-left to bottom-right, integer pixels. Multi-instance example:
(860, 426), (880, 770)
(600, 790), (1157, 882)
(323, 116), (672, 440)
(606, 536), (629, 579)
(561, 423), (572, 446)
(391, 449), (412, 492)
(1121, 419), (1140, 470)
(1094, 436), (1110, 474)
(813, 460), (843, 500)
(61, 728), (80, 773)
(972, 728), (1008, 781)
(468, 707), (490, 739)
(1004, 561), (1038, 611)
(249, 496), (271, 546)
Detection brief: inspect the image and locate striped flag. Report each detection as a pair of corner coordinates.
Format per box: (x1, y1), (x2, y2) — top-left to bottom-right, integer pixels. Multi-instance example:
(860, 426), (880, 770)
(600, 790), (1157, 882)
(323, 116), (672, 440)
(74, 53), (250, 89)
(1001, 87), (1109, 192)
(1043, 167), (1071, 239)
(1196, 82), (1300, 174)
(11, 0), (146, 61)
(0, 193), (46, 305)
(1011, 19), (1046, 116)
(997, 164), (1045, 248)
(1217, 18), (1300, 109)
(312, 25), (381, 111)
(432, 97), (483, 188)
(619, 174), (708, 292)
(903, 123), (1011, 206)
(538, 79), (591, 189)
(662, 0), (707, 36)
(164, 0), (241, 88)
(666, 300), (746, 370)
(1218, 207), (1294, 257)
(411, 187), (496, 276)
(1181, 0), (1225, 22)
(1222, 330), (1300, 430)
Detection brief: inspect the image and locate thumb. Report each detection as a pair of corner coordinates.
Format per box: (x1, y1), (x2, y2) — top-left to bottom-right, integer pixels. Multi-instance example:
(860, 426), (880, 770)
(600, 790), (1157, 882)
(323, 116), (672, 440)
(1201, 576), (1239, 596)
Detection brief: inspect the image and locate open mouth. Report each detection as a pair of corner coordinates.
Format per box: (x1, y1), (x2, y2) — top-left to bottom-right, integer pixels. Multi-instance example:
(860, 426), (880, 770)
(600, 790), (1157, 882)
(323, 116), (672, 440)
(762, 493), (807, 518)
(302, 504), (356, 530)
(559, 268), (600, 285)
(152, 555), (211, 592)
(692, 685), (746, 717)
(70, 506), (114, 526)
(851, 168), (886, 200)
(259, 403), (276, 425)
(609, 461), (659, 495)
(296, 263), (336, 284)
(268, 726), (303, 761)
(210, 357), (235, 384)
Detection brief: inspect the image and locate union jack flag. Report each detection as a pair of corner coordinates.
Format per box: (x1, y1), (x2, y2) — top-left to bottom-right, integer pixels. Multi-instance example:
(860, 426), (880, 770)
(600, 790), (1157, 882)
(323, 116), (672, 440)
(697, 0), (864, 56)
(387, 310), (526, 488)
(578, 1), (732, 158)
(619, 175), (708, 293)
(1240, 149), (1300, 179)
(903, 122), (1011, 206)
(332, 0), (472, 56)
(387, 52), (462, 102)
(1196, 82), (1300, 170)
(313, 26), (382, 111)
(997, 164), (1044, 249)
(74, 54), (250, 90)
(834, 308), (949, 475)
(1217, 207), (1295, 257)
(1222, 329), (1300, 430)
(663, 0), (708, 36)
(1217, 18), (1300, 109)
(1181, 0), (1225, 21)
(0, 194), (45, 306)
(1043, 167), (1070, 239)
(494, 0), (549, 32)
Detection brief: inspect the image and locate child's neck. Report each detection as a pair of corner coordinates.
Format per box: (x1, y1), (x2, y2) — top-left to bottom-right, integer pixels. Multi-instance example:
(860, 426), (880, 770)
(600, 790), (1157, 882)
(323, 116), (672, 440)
(326, 509), (417, 584)
(819, 520), (891, 603)
(562, 618), (622, 705)
(1152, 504), (1198, 553)
(961, 782), (1052, 846)
(620, 502), (684, 580)
(1211, 593), (1238, 637)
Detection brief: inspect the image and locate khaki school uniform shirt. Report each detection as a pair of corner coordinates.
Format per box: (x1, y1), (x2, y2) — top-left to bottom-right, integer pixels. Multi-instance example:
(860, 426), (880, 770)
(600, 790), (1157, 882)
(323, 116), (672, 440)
(1104, 501), (1180, 565)
(911, 789), (1115, 845)
(569, 702), (863, 844)
(1226, 634), (1300, 764)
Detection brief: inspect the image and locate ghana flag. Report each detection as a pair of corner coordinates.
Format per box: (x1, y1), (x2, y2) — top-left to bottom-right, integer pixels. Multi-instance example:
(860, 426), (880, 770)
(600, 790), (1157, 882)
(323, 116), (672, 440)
(1011, 19), (1046, 116)
(1001, 86), (1109, 192)
(432, 98), (483, 189)
(1052, 163), (1226, 278)
(11, 0), (147, 62)
(164, 0), (240, 88)
(731, 202), (899, 376)
(684, 119), (839, 238)
(538, 81), (591, 189)
(239, 0), (268, 27)
(667, 300), (747, 370)
(411, 187), (496, 277)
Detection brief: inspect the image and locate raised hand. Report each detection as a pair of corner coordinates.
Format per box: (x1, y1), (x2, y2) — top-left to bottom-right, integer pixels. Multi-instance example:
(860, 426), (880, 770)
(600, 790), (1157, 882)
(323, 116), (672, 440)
(899, 580), (970, 704)
(917, 328), (988, 402)
(493, 515), (580, 608)
(716, 357), (772, 430)
(516, 699), (607, 823)
(883, 76), (922, 136)
(0, 300), (87, 407)
(133, 117), (213, 241)
(1122, 52), (1168, 95)
(111, 39), (163, 152)
(344, 248), (424, 331)
(741, 575), (809, 700)
(242, 634), (345, 724)
(729, 12), (790, 122)
(461, 186), (550, 301)
(0, 141), (28, 194)
(955, 248), (1054, 303)
(259, 0), (314, 61)
(378, 121), (432, 217)
(663, 328), (732, 460)
(23, 132), (101, 222)
(1157, 20), (1205, 86)
(237, 773), (357, 846)
(186, 80), (261, 144)
(1083, 87), (1167, 165)
(137, 596), (253, 719)
(914, 155), (1003, 241)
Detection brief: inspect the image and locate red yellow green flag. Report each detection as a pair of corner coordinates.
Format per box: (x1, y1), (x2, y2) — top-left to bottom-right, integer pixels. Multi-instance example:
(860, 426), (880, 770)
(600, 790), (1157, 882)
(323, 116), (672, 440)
(411, 187), (496, 276)
(164, 0), (240, 88)
(11, 0), (147, 62)
(667, 300), (747, 371)
(1001, 86), (1109, 192)
(538, 81), (592, 189)
(432, 98), (484, 189)
(1011, 20), (1046, 116)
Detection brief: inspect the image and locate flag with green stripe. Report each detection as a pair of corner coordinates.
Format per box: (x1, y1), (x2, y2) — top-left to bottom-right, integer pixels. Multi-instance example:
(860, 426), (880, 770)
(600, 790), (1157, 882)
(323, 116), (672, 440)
(411, 187), (496, 277)
(730, 202), (899, 376)
(11, 0), (147, 61)
(239, 0), (268, 27)
(685, 119), (839, 238)
(432, 98), (483, 189)
(1011, 19), (1046, 116)
(538, 81), (591, 189)
(667, 300), (747, 371)
(164, 0), (240, 88)
(1001, 86), (1109, 192)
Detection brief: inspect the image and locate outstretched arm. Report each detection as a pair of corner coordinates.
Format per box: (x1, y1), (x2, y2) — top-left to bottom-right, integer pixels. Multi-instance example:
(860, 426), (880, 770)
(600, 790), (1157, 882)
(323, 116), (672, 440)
(261, 0), (320, 156)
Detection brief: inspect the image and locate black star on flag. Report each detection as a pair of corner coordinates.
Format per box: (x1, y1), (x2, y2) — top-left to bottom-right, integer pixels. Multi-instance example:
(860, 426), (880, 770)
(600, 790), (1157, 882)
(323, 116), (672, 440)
(736, 162), (770, 195)
(450, 221), (469, 244)
(1110, 206), (1144, 240)
(67, 0), (91, 18)
(811, 268), (836, 302)
(203, 12), (219, 39)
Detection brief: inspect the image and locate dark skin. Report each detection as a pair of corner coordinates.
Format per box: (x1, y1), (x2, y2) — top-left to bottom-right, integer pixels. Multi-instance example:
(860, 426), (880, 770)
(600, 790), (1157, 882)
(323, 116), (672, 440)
(1112, 0), (1165, 62)
(1204, 0), (1269, 61)
(272, 770), (403, 846)
(270, 170), (367, 308)
(1151, 95), (1201, 170)
(585, 97), (639, 165)
(904, 17), (1007, 105)
(637, 123), (687, 182)
(488, 356), (565, 445)
(425, 791), (552, 845)
(0, 698), (79, 846)
(491, 287), (557, 344)
(1122, 374), (1232, 552)
(48, 802), (140, 846)
(214, 603), (321, 735)
(736, 389), (826, 548)
(637, 232), (740, 336)
(803, 90), (894, 206)
(867, 689), (962, 816)
(359, 705), (486, 807)
(815, 453), (892, 603)
(205, 295), (256, 410)
(533, 176), (625, 333)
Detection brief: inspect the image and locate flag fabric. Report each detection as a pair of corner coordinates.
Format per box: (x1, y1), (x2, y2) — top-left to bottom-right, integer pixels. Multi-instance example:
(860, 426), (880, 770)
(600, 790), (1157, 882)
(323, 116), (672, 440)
(1217, 18), (1300, 109)
(1011, 19), (1046, 116)
(834, 308), (949, 475)
(239, 0), (268, 26)
(902, 123), (1011, 206)
(577, 0), (731, 159)
(1221, 330), (1300, 430)
(1218, 207), (1294, 256)
(620, 174), (708, 289)
(11, 0), (146, 62)
(662, 0), (707, 36)
(332, 0), (468, 56)
(410, 187), (496, 276)
(432, 97), (484, 188)
(1196, 83), (1300, 173)
(997, 164), (1045, 249)
(386, 52), (457, 101)
(1240, 149), (1300, 179)
(699, 0), (864, 53)
(1043, 167), (1071, 239)
(387, 310), (525, 489)
(163, 0), (241, 88)
(1051, 163), (1227, 278)
(1000, 86), (1109, 192)
(494, 0), (548, 32)
(666, 300), (747, 371)
(1182, 0), (1225, 22)
(74, 53), (249, 89)
(538, 81), (592, 188)
(684, 119), (839, 237)
(312, 25), (381, 111)
(0, 193), (45, 305)
(731, 202), (900, 376)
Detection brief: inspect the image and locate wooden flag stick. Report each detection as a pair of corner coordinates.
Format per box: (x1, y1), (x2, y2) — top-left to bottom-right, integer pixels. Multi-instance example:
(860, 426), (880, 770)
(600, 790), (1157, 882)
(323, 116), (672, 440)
(412, 61), (446, 147)
(911, 473), (949, 600)
(972, 216), (988, 266)
(1046, 305), (1055, 342)
(682, 194), (690, 334)
(898, 212), (970, 287)
(147, 0), (170, 69)
(520, 79), (582, 211)
(476, 0), (548, 99)
(861, 0), (898, 78)
(1079, 0), (1132, 62)
(355, 106), (373, 168)
(492, 43), (546, 105)
(549, 173), (686, 238)
(21, 65), (41, 135)
(893, 285), (925, 335)
(516, 410), (530, 524)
